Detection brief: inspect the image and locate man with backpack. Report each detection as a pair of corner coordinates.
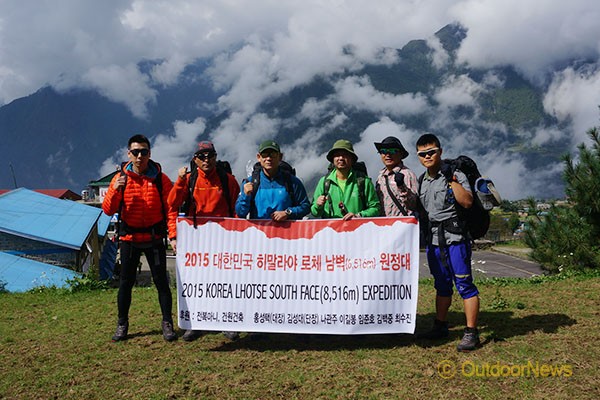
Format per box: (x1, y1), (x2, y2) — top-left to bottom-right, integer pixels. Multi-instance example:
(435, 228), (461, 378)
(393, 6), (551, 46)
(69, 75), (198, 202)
(235, 140), (310, 221)
(168, 140), (240, 342)
(235, 139), (310, 341)
(374, 136), (419, 217)
(102, 134), (178, 342)
(311, 139), (380, 219)
(415, 133), (480, 352)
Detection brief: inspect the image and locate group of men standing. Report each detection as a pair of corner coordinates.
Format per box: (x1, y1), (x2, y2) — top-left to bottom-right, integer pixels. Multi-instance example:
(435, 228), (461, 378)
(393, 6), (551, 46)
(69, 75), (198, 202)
(102, 132), (481, 352)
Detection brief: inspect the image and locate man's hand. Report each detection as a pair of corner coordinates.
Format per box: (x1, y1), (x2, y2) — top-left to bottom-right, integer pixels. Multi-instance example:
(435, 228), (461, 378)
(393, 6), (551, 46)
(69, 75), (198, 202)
(315, 195), (327, 207)
(113, 175), (126, 190)
(243, 182), (254, 195)
(342, 212), (357, 221)
(271, 210), (288, 222)
(178, 166), (188, 179)
(170, 239), (177, 253)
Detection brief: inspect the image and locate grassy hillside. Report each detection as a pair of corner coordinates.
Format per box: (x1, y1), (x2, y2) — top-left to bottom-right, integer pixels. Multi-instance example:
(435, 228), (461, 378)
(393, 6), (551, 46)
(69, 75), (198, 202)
(1, 274), (598, 399)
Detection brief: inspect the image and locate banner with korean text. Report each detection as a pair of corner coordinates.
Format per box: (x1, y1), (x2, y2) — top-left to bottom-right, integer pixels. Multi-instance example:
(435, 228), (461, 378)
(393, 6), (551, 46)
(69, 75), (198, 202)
(176, 217), (419, 335)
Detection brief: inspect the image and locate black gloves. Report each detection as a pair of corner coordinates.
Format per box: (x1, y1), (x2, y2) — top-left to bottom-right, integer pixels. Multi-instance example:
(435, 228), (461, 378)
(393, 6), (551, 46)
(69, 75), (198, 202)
(394, 171), (405, 188)
(440, 162), (455, 182)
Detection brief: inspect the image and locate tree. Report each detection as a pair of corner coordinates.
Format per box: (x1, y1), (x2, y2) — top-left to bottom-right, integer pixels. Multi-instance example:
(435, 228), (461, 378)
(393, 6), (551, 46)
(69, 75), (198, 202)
(563, 128), (600, 237)
(508, 214), (520, 233)
(525, 128), (600, 272)
(500, 199), (519, 213)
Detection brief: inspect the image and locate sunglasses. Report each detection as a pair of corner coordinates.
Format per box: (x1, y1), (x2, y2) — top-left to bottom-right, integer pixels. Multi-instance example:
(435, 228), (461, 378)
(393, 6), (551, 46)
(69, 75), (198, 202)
(129, 148), (149, 157)
(195, 152), (216, 161)
(260, 150), (278, 158)
(417, 148), (439, 158)
(379, 148), (400, 155)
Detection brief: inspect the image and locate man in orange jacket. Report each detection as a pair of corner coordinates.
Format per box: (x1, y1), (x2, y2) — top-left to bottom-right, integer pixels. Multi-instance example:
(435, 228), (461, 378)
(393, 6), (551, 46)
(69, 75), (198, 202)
(168, 141), (240, 341)
(102, 134), (178, 342)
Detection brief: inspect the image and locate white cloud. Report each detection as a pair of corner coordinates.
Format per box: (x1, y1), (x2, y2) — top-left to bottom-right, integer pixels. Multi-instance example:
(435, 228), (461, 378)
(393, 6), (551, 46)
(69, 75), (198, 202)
(481, 152), (564, 200)
(284, 112), (350, 183)
(335, 76), (429, 116)
(450, 0), (600, 82)
(99, 117), (206, 179)
(543, 66), (600, 145)
(433, 74), (483, 110)
(208, 112), (281, 180)
(80, 64), (157, 118)
(299, 98), (336, 123)
(426, 36), (451, 69)
(531, 126), (567, 147)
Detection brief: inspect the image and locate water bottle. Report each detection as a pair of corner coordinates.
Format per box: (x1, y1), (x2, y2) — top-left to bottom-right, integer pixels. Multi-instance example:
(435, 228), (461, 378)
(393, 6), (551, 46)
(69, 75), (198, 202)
(445, 186), (455, 204)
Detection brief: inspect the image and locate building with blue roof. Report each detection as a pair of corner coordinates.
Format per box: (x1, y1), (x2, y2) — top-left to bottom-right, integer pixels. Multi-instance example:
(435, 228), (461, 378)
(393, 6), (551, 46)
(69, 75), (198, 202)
(0, 252), (80, 292)
(0, 188), (111, 292)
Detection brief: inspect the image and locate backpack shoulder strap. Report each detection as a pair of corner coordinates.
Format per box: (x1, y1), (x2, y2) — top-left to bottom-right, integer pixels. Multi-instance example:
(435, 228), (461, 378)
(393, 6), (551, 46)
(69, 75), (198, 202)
(187, 161), (198, 200)
(117, 163), (129, 215)
(323, 176), (331, 197)
(116, 163), (128, 242)
(353, 168), (367, 209)
(216, 166), (233, 217)
(250, 162), (261, 204)
(322, 163), (336, 198)
(383, 174), (408, 216)
(417, 172), (425, 195)
(280, 170), (296, 206)
(154, 170), (167, 235)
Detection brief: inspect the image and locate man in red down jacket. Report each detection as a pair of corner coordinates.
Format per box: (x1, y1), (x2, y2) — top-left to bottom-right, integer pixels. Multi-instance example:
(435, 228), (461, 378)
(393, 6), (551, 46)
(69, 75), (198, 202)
(168, 140), (241, 342)
(102, 134), (178, 342)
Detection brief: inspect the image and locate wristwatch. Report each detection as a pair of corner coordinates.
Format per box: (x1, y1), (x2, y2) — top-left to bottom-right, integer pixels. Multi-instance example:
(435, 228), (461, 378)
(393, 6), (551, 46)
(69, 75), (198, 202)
(285, 208), (292, 216)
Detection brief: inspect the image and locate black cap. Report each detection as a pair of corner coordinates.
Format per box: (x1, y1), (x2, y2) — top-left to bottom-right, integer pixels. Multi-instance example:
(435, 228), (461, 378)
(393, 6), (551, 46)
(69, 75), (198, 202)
(374, 136), (409, 159)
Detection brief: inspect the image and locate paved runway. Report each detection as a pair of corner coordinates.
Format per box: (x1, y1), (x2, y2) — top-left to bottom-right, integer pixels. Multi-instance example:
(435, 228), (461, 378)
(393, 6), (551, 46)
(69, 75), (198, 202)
(418, 250), (544, 279)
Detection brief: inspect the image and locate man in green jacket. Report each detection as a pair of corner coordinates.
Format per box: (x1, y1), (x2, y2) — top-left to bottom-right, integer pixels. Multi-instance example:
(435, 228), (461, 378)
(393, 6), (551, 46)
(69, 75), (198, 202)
(311, 139), (380, 219)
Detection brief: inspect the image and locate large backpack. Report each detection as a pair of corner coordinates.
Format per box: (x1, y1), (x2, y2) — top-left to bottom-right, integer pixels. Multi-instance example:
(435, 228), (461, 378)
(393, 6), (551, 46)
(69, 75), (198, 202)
(181, 160), (234, 218)
(250, 160), (297, 205)
(322, 161), (368, 210)
(418, 155), (492, 240)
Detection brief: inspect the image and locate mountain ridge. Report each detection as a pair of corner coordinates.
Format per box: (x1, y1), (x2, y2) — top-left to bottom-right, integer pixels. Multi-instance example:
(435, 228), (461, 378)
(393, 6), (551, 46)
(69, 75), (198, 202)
(0, 24), (575, 198)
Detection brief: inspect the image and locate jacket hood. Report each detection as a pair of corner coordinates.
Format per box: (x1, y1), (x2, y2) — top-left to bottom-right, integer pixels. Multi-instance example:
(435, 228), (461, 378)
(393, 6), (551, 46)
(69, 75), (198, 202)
(124, 159), (161, 179)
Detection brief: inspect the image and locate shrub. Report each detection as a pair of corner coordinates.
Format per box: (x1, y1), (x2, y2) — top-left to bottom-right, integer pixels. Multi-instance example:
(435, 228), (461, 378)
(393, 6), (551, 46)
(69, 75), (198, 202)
(525, 127), (600, 272)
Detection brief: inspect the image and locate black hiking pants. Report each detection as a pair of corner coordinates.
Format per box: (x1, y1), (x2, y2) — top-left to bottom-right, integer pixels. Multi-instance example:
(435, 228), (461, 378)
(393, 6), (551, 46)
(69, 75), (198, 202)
(117, 240), (173, 324)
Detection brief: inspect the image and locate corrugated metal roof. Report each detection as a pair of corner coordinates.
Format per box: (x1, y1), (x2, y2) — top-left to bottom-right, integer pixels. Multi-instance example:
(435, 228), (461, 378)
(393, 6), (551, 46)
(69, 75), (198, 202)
(0, 252), (79, 292)
(97, 212), (112, 237)
(0, 188), (102, 250)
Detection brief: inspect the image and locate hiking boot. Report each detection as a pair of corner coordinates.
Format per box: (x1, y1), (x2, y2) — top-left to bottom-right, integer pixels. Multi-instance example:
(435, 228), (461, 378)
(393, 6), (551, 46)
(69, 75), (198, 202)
(222, 331), (240, 341)
(418, 319), (449, 340)
(457, 328), (481, 352)
(161, 321), (178, 342)
(112, 321), (128, 342)
(182, 329), (203, 342)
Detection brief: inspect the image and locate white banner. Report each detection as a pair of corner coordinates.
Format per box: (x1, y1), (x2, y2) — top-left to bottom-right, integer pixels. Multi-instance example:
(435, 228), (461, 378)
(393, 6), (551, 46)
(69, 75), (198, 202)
(176, 217), (419, 335)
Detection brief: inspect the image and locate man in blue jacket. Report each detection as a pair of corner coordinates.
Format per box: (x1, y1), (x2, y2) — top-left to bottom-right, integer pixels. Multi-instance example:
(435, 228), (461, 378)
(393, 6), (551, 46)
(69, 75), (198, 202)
(236, 140), (310, 220)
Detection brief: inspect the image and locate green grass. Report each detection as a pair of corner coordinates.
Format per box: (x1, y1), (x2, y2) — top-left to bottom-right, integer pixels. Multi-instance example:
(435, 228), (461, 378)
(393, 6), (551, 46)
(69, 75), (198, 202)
(1, 274), (599, 399)
(495, 239), (530, 249)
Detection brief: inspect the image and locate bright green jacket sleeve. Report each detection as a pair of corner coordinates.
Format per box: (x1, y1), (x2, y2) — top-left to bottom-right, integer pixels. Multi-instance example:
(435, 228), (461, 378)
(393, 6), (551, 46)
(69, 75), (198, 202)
(311, 170), (381, 218)
(360, 176), (381, 217)
(310, 176), (327, 217)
